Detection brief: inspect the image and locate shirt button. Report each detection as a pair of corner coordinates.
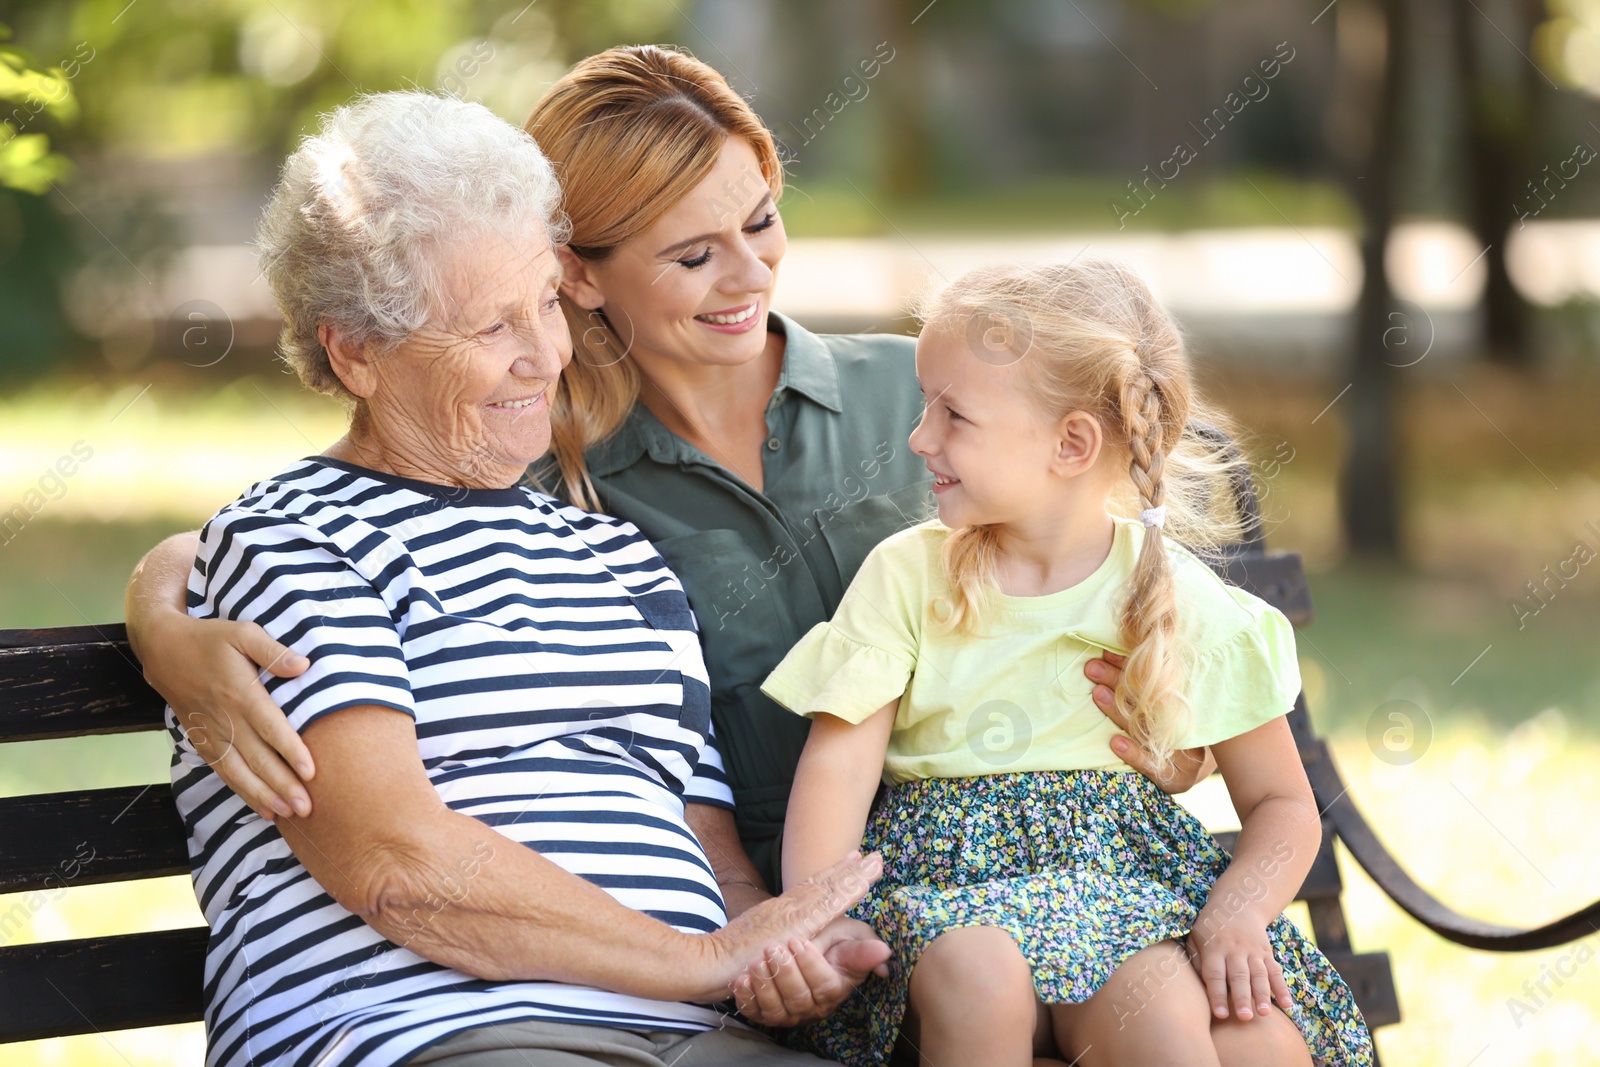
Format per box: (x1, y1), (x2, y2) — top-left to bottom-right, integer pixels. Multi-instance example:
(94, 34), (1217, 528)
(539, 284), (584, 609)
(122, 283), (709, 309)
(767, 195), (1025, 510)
(766, 437), (782, 452)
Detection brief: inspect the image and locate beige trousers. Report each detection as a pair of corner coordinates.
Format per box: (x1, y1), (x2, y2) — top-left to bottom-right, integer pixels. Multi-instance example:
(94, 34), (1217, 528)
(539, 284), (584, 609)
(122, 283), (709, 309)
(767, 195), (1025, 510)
(405, 1017), (841, 1067)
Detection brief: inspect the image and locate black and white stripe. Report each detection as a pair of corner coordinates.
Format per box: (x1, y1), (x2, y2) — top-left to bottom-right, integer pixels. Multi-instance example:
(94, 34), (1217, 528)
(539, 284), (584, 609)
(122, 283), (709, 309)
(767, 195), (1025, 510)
(168, 457), (737, 1066)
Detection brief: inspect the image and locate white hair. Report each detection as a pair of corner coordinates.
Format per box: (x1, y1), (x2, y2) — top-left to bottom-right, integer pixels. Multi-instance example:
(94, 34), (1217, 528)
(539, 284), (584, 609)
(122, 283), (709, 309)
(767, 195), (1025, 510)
(257, 90), (569, 398)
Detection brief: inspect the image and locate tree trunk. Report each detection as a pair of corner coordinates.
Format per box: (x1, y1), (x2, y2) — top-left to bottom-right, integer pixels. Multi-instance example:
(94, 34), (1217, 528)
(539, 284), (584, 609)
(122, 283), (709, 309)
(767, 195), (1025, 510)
(1339, 0), (1408, 558)
(1451, 0), (1539, 367)
(876, 0), (933, 199)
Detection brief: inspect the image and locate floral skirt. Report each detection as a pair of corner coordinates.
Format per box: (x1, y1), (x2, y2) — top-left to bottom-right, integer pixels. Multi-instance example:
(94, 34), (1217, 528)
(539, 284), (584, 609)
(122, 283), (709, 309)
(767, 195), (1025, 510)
(789, 770), (1374, 1067)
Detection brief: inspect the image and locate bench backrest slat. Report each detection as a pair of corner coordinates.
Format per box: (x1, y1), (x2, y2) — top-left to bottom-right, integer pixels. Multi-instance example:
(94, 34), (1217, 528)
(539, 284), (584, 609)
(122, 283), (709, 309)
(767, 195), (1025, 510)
(0, 928), (207, 1043)
(0, 625), (167, 742)
(1213, 551), (1314, 627)
(0, 784), (190, 894)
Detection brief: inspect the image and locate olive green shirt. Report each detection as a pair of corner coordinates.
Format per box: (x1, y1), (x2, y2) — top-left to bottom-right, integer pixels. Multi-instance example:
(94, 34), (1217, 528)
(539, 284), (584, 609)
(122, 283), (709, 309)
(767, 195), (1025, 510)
(531, 312), (930, 891)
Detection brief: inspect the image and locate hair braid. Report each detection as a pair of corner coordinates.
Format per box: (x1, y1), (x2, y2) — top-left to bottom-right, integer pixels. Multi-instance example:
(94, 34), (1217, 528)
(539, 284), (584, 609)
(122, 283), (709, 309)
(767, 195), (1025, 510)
(1115, 368), (1190, 775)
(1123, 370), (1167, 511)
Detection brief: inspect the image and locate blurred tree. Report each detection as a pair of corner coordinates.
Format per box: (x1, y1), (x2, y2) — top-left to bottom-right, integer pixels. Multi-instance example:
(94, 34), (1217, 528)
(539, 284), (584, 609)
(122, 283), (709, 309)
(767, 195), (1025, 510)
(0, 187), (79, 379)
(1330, 0), (1408, 557)
(0, 23), (76, 193)
(874, 0), (934, 199)
(541, 0), (680, 69)
(1451, 0), (1548, 368)
(0, 0), (691, 379)
(0, 22), (82, 379)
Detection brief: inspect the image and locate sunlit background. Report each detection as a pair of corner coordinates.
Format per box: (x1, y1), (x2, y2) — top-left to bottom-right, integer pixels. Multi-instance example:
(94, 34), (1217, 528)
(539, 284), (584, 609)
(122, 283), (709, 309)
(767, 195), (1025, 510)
(2, 0), (1599, 1064)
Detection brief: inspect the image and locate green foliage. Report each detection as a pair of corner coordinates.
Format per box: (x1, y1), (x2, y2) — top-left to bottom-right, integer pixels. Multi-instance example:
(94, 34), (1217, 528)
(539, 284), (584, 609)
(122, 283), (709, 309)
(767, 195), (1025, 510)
(0, 0), (694, 380)
(7, 0), (686, 160)
(0, 24), (78, 193)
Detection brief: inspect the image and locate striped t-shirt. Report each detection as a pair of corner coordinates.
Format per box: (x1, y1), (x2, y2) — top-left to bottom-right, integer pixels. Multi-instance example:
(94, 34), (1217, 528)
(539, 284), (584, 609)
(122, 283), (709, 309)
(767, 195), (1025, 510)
(167, 457), (740, 1067)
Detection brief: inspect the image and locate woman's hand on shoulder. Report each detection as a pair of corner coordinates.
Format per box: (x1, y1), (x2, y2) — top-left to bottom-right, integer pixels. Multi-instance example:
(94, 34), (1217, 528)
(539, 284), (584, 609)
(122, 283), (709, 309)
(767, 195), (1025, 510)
(730, 915), (890, 1026)
(1086, 651), (1216, 792)
(151, 612), (316, 820)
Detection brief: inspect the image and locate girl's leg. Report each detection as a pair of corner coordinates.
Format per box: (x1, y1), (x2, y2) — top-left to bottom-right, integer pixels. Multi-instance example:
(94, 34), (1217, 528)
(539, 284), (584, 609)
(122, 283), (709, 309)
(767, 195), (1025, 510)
(1210, 1012), (1313, 1067)
(1047, 941), (1220, 1067)
(1048, 940), (1316, 1067)
(900, 925), (1054, 1067)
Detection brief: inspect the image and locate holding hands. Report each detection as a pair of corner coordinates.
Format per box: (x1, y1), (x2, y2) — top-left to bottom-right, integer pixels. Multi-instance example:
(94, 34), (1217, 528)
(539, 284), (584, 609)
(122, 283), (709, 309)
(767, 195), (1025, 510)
(731, 915), (892, 1026)
(700, 851), (888, 1019)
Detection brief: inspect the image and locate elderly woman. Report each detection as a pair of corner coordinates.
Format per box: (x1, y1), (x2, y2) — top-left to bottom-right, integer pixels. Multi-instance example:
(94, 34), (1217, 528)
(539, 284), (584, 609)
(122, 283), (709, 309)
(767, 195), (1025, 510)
(128, 47), (1213, 1033)
(158, 90), (875, 1066)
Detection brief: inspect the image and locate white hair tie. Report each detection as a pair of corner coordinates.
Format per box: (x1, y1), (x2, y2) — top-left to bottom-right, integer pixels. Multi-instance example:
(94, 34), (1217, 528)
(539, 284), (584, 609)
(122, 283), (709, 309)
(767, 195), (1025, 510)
(1139, 505), (1167, 529)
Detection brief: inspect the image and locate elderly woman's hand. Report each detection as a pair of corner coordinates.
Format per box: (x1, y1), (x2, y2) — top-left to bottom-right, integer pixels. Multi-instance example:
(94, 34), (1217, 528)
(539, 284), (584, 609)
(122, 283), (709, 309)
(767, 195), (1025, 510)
(693, 851), (882, 1006)
(730, 915), (891, 1026)
(1087, 651), (1217, 792)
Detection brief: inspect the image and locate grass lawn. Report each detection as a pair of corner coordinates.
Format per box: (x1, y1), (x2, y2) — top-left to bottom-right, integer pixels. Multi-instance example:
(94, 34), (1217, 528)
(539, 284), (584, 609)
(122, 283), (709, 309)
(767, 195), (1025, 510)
(1, 373), (1597, 1063)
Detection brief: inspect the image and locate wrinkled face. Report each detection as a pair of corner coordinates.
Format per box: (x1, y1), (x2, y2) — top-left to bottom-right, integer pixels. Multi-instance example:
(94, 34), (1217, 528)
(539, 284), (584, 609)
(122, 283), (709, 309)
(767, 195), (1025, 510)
(362, 224), (571, 486)
(564, 136), (786, 372)
(908, 325), (1072, 529)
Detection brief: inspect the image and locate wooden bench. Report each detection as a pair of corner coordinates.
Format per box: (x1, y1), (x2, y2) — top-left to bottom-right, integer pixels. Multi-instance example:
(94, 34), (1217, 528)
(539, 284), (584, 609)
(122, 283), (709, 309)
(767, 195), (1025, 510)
(3, 524), (1596, 1059)
(0, 622), (203, 1042)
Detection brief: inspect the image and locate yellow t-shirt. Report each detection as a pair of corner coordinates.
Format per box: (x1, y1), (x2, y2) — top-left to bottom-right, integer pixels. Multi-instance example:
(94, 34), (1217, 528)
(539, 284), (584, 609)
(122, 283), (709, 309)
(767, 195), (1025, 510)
(760, 518), (1301, 784)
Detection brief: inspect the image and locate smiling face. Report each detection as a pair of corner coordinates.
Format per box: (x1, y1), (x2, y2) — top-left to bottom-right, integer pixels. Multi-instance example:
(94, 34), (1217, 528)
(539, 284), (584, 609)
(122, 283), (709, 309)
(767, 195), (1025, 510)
(909, 325), (1107, 531)
(558, 136), (786, 374)
(335, 225), (572, 487)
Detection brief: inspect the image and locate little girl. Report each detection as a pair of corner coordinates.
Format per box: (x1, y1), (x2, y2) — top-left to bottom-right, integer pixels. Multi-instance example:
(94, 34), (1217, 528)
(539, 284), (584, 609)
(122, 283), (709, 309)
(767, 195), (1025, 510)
(759, 261), (1374, 1067)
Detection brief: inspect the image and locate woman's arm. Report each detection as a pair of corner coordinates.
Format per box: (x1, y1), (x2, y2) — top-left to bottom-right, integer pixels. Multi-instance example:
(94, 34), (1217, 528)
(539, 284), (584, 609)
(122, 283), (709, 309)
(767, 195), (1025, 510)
(126, 532), (315, 819)
(781, 699), (898, 892)
(1186, 715), (1321, 1022)
(278, 704), (880, 1003)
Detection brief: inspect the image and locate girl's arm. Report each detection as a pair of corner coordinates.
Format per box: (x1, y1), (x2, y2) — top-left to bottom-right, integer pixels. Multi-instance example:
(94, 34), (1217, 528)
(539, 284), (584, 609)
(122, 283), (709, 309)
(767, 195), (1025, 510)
(1188, 715), (1322, 1023)
(781, 698), (899, 891)
(693, 800), (891, 1026)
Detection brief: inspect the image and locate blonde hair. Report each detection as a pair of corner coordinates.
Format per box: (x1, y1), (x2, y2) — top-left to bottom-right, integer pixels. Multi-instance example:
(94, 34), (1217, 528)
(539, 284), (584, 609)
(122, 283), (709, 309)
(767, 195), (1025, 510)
(525, 45), (784, 510)
(918, 260), (1253, 775)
